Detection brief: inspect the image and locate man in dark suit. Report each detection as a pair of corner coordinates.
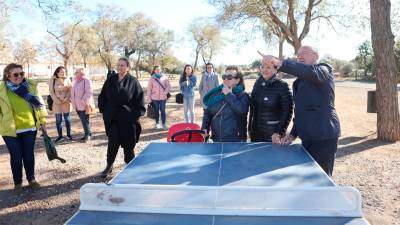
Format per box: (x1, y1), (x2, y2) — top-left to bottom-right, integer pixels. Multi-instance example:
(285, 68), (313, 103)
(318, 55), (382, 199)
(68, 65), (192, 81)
(259, 46), (341, 176)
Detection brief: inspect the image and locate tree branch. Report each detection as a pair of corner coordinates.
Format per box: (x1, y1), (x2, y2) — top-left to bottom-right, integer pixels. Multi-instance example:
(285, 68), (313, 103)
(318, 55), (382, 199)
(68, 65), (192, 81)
(299, 0), (314, 41)
(287, 0), (298, 37)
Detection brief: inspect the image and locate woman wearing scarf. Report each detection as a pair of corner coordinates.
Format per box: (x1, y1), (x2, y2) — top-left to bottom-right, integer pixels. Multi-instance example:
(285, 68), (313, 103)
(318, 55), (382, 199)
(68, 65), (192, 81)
(146, 65), (171, 130)
(98, 58), (145, 178)
(0, 63), (47, 192)
(201, 66), (249, 142)
(248, 62), (293, 144)
(71, 67), (94, 142)
(48, 66), (72, 143)
(179, 64), (197, 123)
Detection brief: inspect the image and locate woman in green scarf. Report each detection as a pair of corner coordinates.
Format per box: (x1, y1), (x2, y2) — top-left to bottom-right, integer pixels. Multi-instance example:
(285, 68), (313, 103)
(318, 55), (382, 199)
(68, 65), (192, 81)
(201, 66), (249, 142)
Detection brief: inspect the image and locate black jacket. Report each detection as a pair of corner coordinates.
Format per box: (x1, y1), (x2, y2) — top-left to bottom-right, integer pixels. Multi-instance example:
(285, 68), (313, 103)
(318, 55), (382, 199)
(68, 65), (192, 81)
(279, 60), (341, 141)
(98, 74), (145, 134)
(249, 75), (293, 141)
(201, 90), (249, 142)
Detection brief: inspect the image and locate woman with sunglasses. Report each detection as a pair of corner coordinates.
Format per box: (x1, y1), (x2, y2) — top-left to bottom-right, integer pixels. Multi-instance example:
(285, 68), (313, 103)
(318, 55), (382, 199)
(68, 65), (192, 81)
(248, 62), (293, 144)
(201, 66), (249, 142)
(0, 63), (48, 192)
(179, 64), (197, 123)
(48, 66), (72, 143)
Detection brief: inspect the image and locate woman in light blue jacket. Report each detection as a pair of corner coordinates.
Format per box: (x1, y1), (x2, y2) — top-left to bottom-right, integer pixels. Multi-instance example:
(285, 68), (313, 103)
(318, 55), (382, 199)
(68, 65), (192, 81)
(179, 64), (197, 123)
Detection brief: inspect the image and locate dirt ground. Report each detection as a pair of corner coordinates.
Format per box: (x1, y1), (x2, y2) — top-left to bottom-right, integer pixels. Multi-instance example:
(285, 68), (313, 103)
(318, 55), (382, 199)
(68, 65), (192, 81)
(0, 78), (399, 225)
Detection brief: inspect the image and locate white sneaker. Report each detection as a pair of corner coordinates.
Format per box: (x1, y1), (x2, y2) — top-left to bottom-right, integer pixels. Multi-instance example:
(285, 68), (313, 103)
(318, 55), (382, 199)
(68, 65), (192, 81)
(156, 123), (161, 129)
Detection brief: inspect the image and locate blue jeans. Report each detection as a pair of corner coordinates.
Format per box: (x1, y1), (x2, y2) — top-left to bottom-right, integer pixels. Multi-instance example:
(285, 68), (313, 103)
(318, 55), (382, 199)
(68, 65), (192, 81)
(77, 110), (91, 137)
(183, 96), (195, 123)
(3, 130), (37, 185)
(55, 113), (71, 137)
(152, 100), (167, 124)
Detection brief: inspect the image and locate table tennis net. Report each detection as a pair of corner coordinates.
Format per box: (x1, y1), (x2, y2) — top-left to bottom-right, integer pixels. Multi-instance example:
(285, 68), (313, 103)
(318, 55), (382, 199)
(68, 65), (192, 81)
(79, 184), (362, 218)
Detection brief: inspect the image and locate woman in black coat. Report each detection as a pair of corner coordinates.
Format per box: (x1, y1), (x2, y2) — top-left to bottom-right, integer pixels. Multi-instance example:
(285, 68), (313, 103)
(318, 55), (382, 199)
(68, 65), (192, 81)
(249, 63), (293, 143)
(98, 58), (145, 178)
(201, 66), (249, 142)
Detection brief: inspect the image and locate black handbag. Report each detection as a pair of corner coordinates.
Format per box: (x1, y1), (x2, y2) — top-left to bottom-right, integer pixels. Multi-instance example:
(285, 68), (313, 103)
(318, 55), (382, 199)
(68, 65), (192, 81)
(175, 93), (183, 104)
(47, 95), (53, 111)
(47, 78), (56, 111)
(146, 103), (156, 119)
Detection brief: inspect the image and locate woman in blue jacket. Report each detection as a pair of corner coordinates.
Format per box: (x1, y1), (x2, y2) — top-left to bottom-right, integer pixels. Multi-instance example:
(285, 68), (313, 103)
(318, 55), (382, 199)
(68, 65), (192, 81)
(201, 66), (249, 142)
(179, 64), (197, 123)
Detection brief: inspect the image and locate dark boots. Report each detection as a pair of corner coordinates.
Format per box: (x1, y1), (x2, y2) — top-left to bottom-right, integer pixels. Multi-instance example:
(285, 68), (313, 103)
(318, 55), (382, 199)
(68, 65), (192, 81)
(100, 164), (113, 178)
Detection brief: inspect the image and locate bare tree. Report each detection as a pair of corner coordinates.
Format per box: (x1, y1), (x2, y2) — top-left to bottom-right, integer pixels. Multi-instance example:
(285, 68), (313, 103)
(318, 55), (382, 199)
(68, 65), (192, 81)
(370, 0), (400, 141)
(47, 21), (84, 75)
(118, 13), (157, 77)
(76, 25), (98, 68)
(93, 4), (122, 71)
(201, 26), (223, 65)
(14, 39), (38, 75)
(146, 28), (174, 68)
(189, 21), (222, 69)
(210, 0), (342, 54)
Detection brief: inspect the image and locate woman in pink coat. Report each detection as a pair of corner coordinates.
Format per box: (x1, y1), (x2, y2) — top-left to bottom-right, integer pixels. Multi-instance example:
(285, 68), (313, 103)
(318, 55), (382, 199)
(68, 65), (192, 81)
(147, 65), (171, 130)
(71, 67), (94, 142)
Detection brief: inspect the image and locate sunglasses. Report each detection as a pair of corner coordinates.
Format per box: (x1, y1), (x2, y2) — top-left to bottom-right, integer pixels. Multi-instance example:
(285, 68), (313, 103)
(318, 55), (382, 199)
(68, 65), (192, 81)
(222, 74), (238, 80)
(11, 72), (25, 78)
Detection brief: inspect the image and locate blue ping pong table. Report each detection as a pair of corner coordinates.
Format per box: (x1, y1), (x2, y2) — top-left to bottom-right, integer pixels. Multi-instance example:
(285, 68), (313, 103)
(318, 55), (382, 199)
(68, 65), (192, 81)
(66, 143), (370, 225)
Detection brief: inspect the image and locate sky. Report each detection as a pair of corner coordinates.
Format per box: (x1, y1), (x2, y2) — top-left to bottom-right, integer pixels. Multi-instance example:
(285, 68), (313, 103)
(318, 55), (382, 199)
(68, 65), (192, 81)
(9, 0), (379, 66)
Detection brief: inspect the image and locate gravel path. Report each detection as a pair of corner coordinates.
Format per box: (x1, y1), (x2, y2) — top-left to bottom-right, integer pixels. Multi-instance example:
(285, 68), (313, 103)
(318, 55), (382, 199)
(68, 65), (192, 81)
(0, 79), (399, 225)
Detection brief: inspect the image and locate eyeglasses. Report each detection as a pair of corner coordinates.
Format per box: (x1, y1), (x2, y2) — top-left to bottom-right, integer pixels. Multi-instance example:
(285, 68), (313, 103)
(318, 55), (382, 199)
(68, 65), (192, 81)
(222, 74), (238, 80)
(11, 72), (25, 78)
(260, 65), (278, 70)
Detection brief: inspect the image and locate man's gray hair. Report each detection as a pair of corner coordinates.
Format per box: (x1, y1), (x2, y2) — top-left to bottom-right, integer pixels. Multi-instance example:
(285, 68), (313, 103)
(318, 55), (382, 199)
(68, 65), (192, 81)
(301, 45), (319, 55)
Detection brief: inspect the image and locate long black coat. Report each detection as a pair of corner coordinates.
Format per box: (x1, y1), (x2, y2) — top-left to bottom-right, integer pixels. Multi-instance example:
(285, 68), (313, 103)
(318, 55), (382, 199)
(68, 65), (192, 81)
(98, 74), (145, 136)
(279, 61), (341, 141)
(249, 75), (293, 141)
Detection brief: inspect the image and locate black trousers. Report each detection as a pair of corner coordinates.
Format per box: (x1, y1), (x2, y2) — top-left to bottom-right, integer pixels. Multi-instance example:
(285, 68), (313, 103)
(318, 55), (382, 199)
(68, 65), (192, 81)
(106, 120), (141, 165)
(302, 138), (338, 176)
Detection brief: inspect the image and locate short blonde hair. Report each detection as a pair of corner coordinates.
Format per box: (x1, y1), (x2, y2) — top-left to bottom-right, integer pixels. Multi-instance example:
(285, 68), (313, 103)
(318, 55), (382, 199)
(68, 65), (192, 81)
(74, 67), (87, 76)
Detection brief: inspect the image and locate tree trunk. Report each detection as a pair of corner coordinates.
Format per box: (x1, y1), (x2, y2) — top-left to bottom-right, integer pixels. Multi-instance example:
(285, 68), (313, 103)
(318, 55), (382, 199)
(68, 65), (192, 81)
(152, 54), (156, 67)
(278, 38), (284, 59)
(63, 57), (68, 76)
(194, 50), (200, 71)
(27, 62), (30, 77)
(293, 38), (301, 54)
(370, 0), (400, 141)
(135, 53), (141, 78)
(202, 54), (207, 66)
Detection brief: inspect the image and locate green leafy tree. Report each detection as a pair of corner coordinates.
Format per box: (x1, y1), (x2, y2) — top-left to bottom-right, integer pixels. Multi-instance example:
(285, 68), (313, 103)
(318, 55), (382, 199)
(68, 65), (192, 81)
(251, 59), (261, 70)
(355, 40), (374, 80)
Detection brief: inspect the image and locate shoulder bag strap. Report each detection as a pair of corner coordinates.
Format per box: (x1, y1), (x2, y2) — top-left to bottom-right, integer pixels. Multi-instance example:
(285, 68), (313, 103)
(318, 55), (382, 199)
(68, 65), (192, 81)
(211, 102), (227, 121)
(154, 77), (166, 90)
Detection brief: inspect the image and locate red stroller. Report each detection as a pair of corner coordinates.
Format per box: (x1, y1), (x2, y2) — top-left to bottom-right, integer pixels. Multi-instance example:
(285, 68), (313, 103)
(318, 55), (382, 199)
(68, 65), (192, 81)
(167, 123), (206, 142)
